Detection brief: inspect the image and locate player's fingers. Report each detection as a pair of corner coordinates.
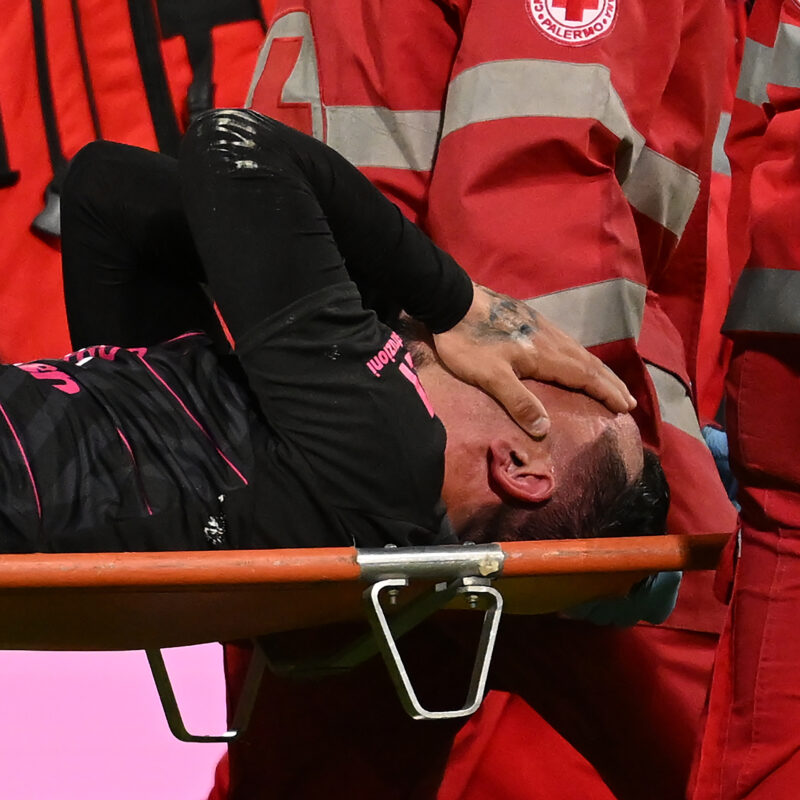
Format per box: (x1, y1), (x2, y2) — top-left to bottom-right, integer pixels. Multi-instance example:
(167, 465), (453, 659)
(482, 367), (551, 438)
(573, 359), (636, 412)
(527, 349), (636, 413)
(531, 321), (637, 411)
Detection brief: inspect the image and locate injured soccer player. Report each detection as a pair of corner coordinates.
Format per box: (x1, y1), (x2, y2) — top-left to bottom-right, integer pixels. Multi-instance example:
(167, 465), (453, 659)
(1, 109), (666, 555)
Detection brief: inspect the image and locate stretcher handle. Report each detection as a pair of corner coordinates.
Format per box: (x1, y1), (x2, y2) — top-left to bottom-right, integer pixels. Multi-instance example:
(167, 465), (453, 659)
(364, 577), (503, 721)
(145, 642), (267, 744)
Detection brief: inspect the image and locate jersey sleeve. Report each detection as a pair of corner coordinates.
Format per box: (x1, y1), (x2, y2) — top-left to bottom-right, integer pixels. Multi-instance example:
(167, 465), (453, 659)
(264, 111), (474, 333)
(178, 109), (458, 541)
(180, 109), (473, 341)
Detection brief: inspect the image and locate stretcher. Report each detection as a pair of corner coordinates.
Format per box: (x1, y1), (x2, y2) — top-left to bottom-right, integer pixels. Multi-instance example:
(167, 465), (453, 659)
(0, 533), (727, 742)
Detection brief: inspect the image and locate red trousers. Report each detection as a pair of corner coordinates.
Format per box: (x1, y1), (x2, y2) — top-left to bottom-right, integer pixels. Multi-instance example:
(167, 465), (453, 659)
(692, 523), (800, 800)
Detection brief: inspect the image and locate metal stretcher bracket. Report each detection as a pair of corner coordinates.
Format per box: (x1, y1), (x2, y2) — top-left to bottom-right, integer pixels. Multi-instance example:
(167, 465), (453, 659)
(147, 573), (504, 740)
(0, 533), (728, 742)
(146, 644), (268, 743)
(364, 576), (503, 720)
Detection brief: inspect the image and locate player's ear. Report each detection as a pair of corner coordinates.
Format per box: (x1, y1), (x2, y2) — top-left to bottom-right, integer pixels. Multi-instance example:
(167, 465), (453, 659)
(488, 439), (555, 503)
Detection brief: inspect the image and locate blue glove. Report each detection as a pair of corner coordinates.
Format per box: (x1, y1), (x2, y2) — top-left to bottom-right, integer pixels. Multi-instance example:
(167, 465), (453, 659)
(562, 570), (683, 627)
(702, 425), (739, 507)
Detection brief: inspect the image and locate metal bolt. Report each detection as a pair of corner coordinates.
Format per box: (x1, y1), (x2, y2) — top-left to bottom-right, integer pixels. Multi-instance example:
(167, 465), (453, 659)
(387, 588), (400, 606)
(466, 594), (479, 609)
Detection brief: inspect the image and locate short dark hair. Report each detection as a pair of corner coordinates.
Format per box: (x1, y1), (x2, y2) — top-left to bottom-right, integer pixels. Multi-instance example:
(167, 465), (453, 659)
(457, 430), (670, 543)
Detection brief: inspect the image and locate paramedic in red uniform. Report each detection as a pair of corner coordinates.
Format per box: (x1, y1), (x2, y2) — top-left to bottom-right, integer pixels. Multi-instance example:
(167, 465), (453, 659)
(209, 1), (740, 799)
(691, 1), (800, 797)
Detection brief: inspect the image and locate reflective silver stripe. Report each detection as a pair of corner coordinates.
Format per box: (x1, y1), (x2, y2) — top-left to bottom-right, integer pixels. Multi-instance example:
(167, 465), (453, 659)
(735, 37), (773, 106)
(770, 22), (800, 89)
(245, 12), (324, 140)
(622, 146), (699, 237)
(325, 107), (441, 170)
(525, 278), (646, 347)
(723, 267), (800, 334)
(712, 111), (731, 177)
(646, 365), (704, 442)
(246, 12), (441, 170)
(441, 59), (645, 175)
(441, 59), (698, 237)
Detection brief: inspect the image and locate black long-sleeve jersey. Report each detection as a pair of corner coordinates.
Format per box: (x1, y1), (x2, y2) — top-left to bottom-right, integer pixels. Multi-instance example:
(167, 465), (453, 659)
(3, 110), (472, 553)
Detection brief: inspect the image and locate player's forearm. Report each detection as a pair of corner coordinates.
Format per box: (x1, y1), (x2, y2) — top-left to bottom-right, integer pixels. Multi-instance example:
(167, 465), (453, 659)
(240, 111), (474, 332)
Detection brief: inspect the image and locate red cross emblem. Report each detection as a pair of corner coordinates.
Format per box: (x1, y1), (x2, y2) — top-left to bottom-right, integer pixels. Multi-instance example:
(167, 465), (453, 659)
(526, 0), (618, 47)
(551, 0), (600, 22)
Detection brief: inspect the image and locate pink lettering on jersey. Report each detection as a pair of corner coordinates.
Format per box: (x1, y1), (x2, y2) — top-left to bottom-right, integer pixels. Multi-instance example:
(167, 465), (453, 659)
(366, 333), (434, 417)
(15, 362), (80, 395)
(365, 331), (404, 377)
(66, 344), (148, 362)
(67, 345), (119, 362)
(398, 353), (435, 418)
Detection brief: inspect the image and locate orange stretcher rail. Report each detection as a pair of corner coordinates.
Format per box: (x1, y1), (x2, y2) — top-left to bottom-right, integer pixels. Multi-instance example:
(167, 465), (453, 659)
(0, 533), (729, 737)
(0, 533), (727, 651)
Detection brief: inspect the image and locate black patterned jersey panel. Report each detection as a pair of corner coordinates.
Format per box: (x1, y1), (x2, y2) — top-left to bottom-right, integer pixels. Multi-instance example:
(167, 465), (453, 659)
(0, 289), (456, 554)
(0, 333), (264, 553)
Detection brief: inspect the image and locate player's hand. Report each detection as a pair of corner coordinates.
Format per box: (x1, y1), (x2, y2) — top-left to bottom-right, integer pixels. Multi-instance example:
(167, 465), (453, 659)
(432, 283), (636, 438)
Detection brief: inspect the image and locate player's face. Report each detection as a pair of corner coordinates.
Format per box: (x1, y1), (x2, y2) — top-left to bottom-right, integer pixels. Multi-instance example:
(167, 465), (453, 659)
(520, 379), (644, 482)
